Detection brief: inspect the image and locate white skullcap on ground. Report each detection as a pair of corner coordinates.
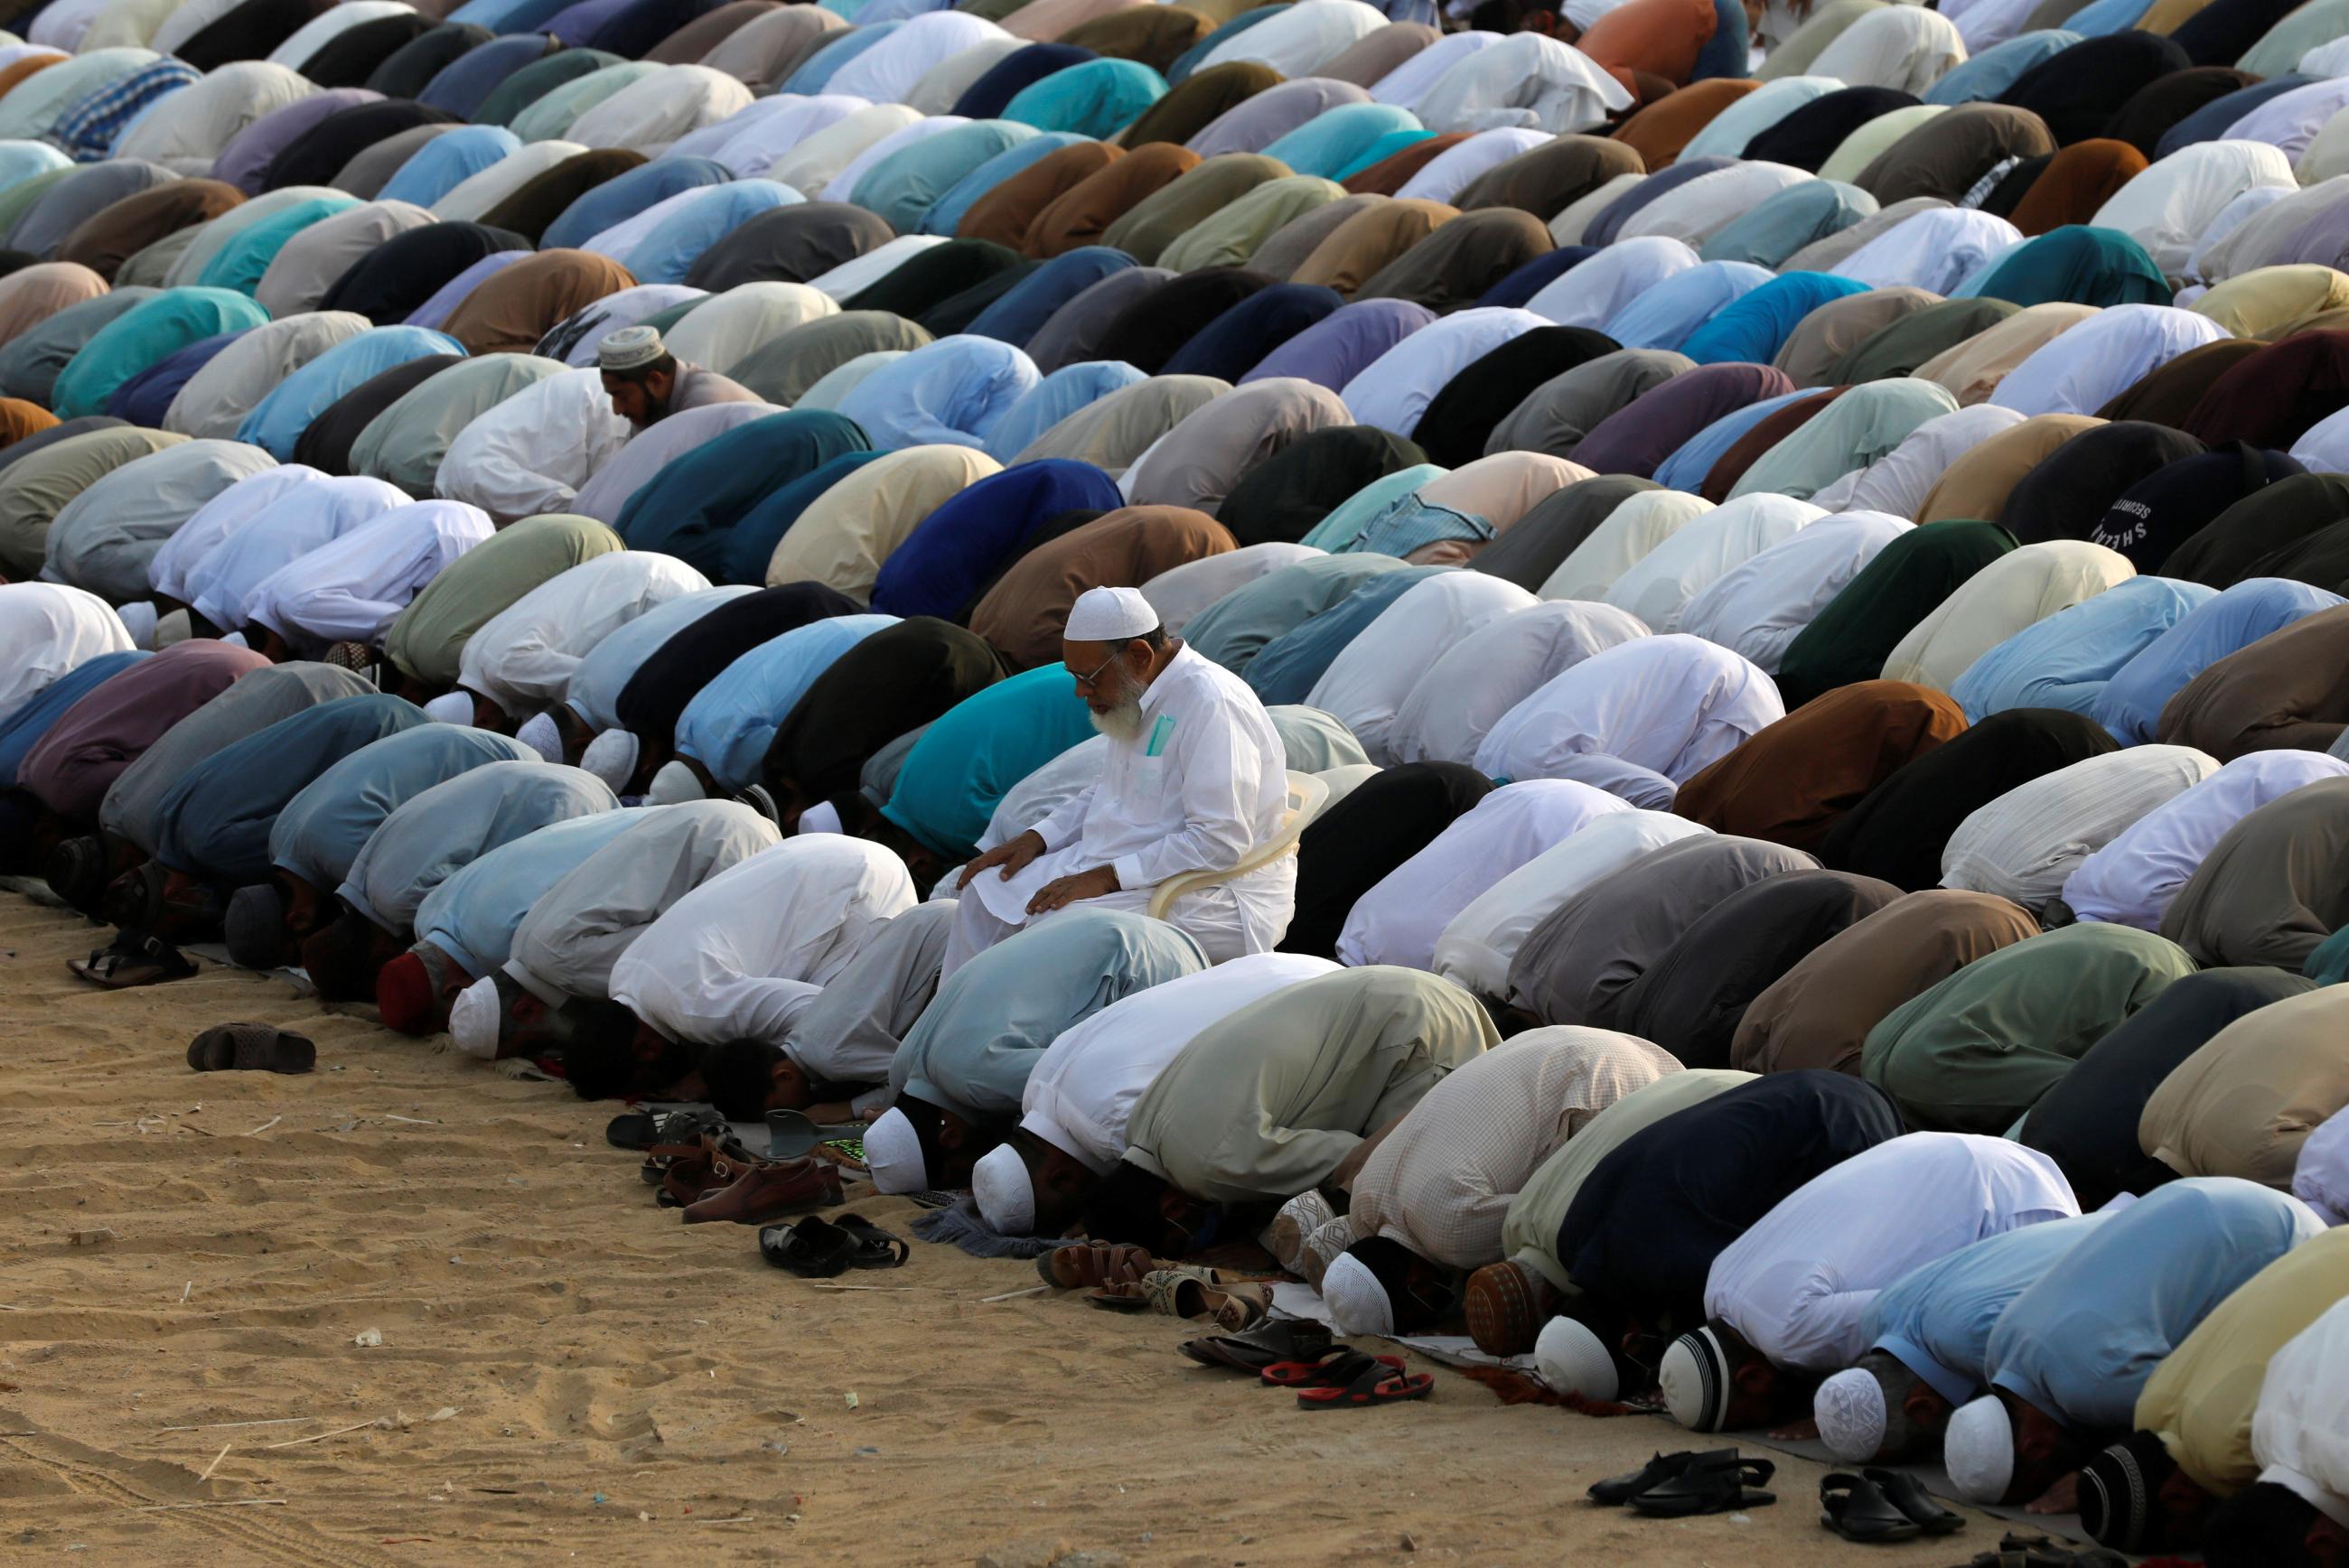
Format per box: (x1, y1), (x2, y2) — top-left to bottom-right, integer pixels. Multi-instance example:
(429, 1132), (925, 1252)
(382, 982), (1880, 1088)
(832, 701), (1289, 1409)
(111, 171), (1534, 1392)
(646, 760), (704, 804)
(1659, 1327), (1730, 1432)
(516, 713), (562, 763)
(1944, 1395), (2017, 1502)
(581, 729), (637, 791)
(220, 630), (248, 649)
(1535, 1318), (1618, 1401)
(1816, 1367), (1889, 1461)
(599, 324), (666, 372)
(117, 601), (156, 649)
(797, 799), (842, 835)
(449, 976), (501, 1059)
(154, 608), (192, 648)
(1064, 585), (1160, 643)
(971, 1144), (1034, 1235)
(1320, 1252), (1395, 1337)
(425, 692), (473, 724)
(863, 1107), (927, 1193)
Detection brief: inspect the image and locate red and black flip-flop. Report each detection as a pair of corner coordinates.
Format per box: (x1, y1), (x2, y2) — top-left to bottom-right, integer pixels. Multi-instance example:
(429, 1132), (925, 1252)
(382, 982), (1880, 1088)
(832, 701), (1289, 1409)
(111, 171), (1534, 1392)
(1261, 1351), (1405, 1389)
(1296, 1359), (1434, 1411)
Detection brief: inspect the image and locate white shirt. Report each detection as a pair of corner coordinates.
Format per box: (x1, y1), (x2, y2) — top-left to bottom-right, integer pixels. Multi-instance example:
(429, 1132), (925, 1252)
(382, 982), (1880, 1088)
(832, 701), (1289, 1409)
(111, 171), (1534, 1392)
(1883, 540), (2137, 693)
(1539, 490), (1715, 602)
(1810, 406), (2026, 519)
(699, 94), (874, 180)
(1393, 127), (1555, 206)
(980, 645), (1291, 922)
(611, 835), (916, 1047)
(1707, 1133), (2080, 1372)
(1835, 209), (2022, 294)
(1990, 305), (2232, 420)
(245, 500), (493, 653)
(1306, 571), (1534, 764)
(1806, 5), (1968, 95)
(1942, 744), (2223, 915)
(1475, 633), (1784, 786)
(563, 585), (753, 730)
(1680, 511), (1914, 675)
(2091, 139), (2298, 281)
(2293, 1106), (2349, 1226)
(183, 474), (409, 633)
(1340, 307), (1549, 437)
(1141, 542), (1324, 638)
(1339, 779), (1631, 972)
(1368, 29), (1500, 110)
(1390, 599), (1651, 769)
(0, 583), (130, 727)
(456, 550), (712, 718)
(146, 466), (323, 603)
(1527, 237), (1700, 329)
(566, 63), (753, 156)
(1020, 952), (1339, 1172)
(435, 368), (633, 522)
(2252, 1296), (2349, 1528)
(1433, 808), (1710, 998)
(1604, 494), (1824, 635)
(2063, 751), (2349, 929)
(1409, 30), (1631, 136)
(1202, 0), (1382, 74)
(1618, 163), (1814, 249)
(43, 438), (278, 604)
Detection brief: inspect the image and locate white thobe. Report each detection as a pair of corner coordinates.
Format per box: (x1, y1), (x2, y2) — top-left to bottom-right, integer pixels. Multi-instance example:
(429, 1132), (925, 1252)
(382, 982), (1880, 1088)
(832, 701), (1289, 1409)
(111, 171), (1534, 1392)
(610, 835), (916, 1047)
(1603, 493), (1824, 636)
(1989, 305), (2232, 420)
(1389, 599), (1651, 769)
(1139, 542), (1324, 638)
(0, 583), (131, 726)
(1942, 745), (2222, 915)
(1810, 406), (2026, 519)
(1339, 779), (1631, 972)
(2251, 1296), (2349, 1528)
(145, 466), (323, 604)
(946, 645), (1295, 973)
(1306, 571), (1535, 765)
(433, 369), (632, 521)
(1474, 633), (1784, 786)
(1433, 808), (1710, 998)
(1705, 1132), (2081, 1372)
(1019, 952), (1340, 1172)
(456, 550), (712, 718)
(2062, 751), (2349, 929)
(182, 473), (409, 632)
(245, 500), (492, 652)
(1680, 511), (1913, 674)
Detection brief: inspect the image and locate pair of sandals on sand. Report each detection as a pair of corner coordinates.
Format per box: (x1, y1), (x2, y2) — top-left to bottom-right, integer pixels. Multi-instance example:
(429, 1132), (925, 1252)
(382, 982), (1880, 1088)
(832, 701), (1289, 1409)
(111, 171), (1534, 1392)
(72, 929), (197, 989)
(1822, 1470), (2125, 1565)
(1178, 1317), (1435, 1410)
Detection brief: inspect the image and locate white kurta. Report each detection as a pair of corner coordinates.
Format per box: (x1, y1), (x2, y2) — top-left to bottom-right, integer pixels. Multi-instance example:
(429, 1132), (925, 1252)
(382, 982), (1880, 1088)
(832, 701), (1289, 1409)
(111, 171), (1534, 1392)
(1989, 305), (2232, 420)
(1705, 1133), (2079, 1372)
(1020, 952), (1341, 1172)
(455, 550), (713, 718)
(610, 835), (916, 1047)
(2091, 139), (2298, 281)
(1835, 209), (2021, 294)
(1474, 632), (1784, 785)
(1433, 808), (1710, 997)
(1306, 571), (1535, 764)
(433, 369), (633, 521)
(1680, 511), (1914, 674)
(1539, 490), (1715, 602)
(2060, 751), (2349, 929)
(1339, 779), (1631, 972)
(183, 474), (410, 633)
(1390, 599), (1651, 768)
(1942, 744), (2223, 915)
(0, 582), (131, 727)
(1603, 493), (1824, 635)
(1526, 237), (1701, 329)
(2251, 1296), (2349, 1528)
(244, 500), (493, 653)
(145, 465), (322, 604)
(1409, 31), (1631, 135)
(1809, 405), (2026, 519)
(1141, 542), (1325, 638)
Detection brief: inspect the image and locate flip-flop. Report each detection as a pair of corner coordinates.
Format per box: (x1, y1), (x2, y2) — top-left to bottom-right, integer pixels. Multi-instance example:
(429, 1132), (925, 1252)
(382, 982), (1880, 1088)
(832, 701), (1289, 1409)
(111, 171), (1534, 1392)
(186, 1023), (315, 1074)
(1588, 1449), (1738, 1507)
(1821, 1471), (1922, 1542)
(606, 1111), (661, 1149)
(70, 931), (197, 989)
(1295, 1358), (1433, 1411)
(1177, 1316), (1333, 1371)
(1630, 1454), (1776, 1517)
(1866, 1468), (1964, 1536)
(1261, 1351), (1403, 1388)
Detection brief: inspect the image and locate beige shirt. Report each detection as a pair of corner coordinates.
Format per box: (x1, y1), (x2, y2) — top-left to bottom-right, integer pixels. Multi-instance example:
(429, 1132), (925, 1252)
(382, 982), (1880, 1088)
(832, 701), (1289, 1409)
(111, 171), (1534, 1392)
(2140, 985), (2349, 1189)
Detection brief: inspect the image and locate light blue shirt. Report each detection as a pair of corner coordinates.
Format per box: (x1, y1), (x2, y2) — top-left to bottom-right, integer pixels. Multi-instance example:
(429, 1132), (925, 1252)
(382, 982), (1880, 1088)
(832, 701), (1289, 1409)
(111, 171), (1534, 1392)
(564, 585), (755, 729)
(1599, 261), (1773, 354)
(675, 613), (897, 790)
(377, 126), (522, 209)
(982, 360), (1146, 462)
(1986, 1178), (2325, 1428)
(270, 722), (537, 891)
(340, 759), (617, 934)
(1865, 1213), (2108, 1407)
(414, 807), (641, 977)
(2092, 576), (2344, 743)
(1951, 575), (2216, 723)
(237, 327), (466, 461)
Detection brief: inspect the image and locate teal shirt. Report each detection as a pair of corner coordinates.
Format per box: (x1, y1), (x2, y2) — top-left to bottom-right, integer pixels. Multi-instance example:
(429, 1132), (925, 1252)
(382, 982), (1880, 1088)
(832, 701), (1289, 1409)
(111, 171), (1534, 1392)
(879, 664), (1096, 860)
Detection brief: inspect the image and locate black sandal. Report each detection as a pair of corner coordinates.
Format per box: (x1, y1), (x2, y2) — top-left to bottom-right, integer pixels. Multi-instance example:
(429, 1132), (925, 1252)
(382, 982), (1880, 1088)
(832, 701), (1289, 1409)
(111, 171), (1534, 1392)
(760, 1216), (858, 1277)
(832, 1214), (908, 1269)
(1630, 1452), (1776, 1517)
(187, 1023), (315, 1074)
(1589, 1449), (1736, 1507)
(1822, 1471), (1921, 1542)
(1867, 1468), (1964, 1535)
(1177, 1316), (1334, 1372)
(70, 930), (197, 988)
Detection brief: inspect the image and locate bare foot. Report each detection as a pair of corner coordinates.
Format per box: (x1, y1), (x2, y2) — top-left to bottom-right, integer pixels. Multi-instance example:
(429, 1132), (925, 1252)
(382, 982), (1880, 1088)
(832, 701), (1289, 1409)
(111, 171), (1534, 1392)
(2026, 1471), (2081, 1515)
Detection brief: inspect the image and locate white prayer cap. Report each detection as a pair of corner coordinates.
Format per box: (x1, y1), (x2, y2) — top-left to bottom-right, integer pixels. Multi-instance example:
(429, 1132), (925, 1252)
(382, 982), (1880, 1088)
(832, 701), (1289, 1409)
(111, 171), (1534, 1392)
(221, 630), (249, 649)
(154, 608), (192, 649)
(646, 760), (704, 804)
(425, 692), (473, 724)
(516, 713), (562, 763)
(449, 976), (501, 1059)
(1659, 1327), (1731, 1432)
(1944, 1395), (2017, 1503)
(1535, 1318), (1618, 1402)
(864, 1107), (927, 1193)
(1816, 1367), (1888, 1461)
(797, 799), (842, 835)
(117, 601), (156, 649)
(581, 728), (638, 792)
(598, 324), (666, 372)
(971, 1144), (1034, 1235)
(1063, 585), (1160, 644)
(1320, 1252), (1395, 1337)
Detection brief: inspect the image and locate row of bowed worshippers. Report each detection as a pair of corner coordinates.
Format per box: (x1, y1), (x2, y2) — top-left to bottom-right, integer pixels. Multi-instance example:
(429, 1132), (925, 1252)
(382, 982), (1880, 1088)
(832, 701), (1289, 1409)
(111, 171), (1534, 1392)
(6, 0), (2349, 1554)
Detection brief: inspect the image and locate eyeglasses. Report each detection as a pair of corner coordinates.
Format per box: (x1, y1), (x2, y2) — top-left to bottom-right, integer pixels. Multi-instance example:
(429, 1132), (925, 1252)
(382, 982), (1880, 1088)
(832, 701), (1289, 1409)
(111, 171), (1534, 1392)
(1068, 649), (1124, 690)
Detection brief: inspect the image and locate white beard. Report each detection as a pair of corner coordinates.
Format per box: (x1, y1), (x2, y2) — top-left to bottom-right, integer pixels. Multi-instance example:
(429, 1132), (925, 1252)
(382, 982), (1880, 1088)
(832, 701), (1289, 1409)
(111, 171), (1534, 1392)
(1090, 697), (1146, 743)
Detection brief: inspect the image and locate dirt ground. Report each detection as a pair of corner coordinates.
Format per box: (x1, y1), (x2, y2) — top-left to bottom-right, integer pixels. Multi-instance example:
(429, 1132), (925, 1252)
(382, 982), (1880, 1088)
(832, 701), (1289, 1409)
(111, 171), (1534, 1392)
(0, 890), (2011, 1567)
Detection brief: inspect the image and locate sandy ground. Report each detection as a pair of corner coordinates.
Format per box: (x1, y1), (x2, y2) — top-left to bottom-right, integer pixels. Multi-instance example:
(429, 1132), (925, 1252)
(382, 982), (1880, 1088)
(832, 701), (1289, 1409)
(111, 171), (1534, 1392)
(0, 890), (2016, 1568)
